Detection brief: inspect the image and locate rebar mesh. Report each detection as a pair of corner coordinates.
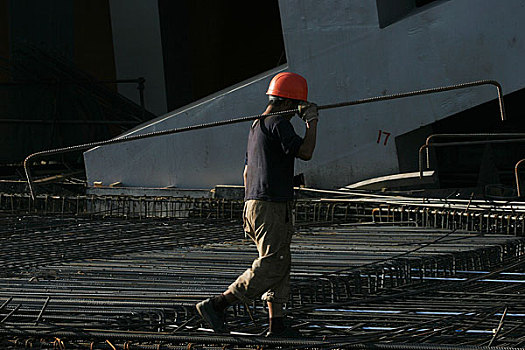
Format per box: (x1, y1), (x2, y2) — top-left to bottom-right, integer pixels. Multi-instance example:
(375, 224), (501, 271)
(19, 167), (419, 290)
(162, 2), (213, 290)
(2, 201), (525, 349)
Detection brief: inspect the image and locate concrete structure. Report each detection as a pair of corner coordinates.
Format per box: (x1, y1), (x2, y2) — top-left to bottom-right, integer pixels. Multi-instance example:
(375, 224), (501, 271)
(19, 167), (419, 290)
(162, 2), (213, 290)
(84, 0), (525, 192)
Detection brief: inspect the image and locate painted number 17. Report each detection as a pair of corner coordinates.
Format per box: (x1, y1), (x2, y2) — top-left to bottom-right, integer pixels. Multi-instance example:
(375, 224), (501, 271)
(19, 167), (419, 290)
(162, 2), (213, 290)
(377, 130), (391, 146)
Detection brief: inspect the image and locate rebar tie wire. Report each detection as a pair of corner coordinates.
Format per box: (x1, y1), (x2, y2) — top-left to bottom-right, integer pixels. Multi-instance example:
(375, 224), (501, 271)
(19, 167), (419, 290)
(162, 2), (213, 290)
(24, 79), (505, 200)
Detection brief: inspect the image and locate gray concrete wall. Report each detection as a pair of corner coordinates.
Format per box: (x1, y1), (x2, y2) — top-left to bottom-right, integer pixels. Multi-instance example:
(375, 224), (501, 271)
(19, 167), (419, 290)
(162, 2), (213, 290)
(84, 68), (281, 188)
(281, 0), (525, 188)
(85, 0), (525, 190)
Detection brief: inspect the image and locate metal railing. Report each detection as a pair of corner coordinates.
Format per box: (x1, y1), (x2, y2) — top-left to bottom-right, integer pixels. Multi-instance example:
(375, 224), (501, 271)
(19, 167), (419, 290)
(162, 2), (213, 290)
(419, 136), (525, 178)
(422, 133), (525, 169)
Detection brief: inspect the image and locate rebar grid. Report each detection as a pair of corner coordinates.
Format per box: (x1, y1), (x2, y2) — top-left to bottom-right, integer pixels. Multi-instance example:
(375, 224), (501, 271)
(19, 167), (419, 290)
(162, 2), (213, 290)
(1, 210), (525, 349)
(0, 215), (241, 275)
(291, 261), (525, 349)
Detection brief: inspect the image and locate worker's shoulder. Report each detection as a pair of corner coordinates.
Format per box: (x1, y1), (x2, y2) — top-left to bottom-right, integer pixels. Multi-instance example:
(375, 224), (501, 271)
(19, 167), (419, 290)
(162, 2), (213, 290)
(265, 114), (291, 127)
(260, 115), (295, 137)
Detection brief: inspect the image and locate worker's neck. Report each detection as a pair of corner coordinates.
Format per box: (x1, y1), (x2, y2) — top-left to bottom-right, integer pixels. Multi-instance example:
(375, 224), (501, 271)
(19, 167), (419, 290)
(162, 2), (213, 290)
(264, 104), (295, 120)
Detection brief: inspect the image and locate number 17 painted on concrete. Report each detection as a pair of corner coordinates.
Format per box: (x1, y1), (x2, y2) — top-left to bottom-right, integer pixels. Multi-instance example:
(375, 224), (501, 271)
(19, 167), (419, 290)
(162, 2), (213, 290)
(377, 130), (391, 146)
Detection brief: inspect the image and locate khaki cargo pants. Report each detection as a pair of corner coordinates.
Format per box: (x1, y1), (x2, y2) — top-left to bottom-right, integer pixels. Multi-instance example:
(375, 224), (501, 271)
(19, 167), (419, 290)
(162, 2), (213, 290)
(227, 199), (294, 304)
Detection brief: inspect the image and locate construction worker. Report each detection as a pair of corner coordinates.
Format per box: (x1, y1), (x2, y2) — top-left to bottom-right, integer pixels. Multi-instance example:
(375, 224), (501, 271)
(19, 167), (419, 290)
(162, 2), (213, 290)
(196, 72), (318, 337)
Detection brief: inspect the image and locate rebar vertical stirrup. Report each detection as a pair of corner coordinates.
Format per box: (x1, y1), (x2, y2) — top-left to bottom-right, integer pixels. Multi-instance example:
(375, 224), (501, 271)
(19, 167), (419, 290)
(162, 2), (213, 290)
(515, 159), (525, 197)
(24, 79), (505, 199)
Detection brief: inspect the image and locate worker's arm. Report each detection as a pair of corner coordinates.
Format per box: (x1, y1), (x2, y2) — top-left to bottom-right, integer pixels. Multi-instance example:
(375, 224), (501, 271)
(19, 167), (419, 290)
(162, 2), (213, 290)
(296, 119), (318, 160)
(296, 103), (319, 161)
(243, 165), (248, 187)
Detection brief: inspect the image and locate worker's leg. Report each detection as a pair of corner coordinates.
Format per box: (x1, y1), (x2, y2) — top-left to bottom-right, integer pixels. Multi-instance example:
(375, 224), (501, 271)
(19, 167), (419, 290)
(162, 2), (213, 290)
(261, 202), (293, 305)
(263, 201), (294, 335)
(267, 302), (284, 318)
(198, 200), (294, 333)
(227, 200), (293, 304)
(261, 224), (292, 332)
(266, 301), (285, 335)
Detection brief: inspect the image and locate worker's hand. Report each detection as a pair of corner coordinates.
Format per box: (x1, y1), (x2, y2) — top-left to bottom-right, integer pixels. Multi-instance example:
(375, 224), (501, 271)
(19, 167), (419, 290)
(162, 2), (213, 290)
(298, 102), (319, 123)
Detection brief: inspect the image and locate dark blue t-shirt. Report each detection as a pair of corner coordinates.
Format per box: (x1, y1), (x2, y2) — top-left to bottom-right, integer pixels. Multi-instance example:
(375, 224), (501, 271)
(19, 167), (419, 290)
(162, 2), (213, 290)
(244, 114), (303, 202)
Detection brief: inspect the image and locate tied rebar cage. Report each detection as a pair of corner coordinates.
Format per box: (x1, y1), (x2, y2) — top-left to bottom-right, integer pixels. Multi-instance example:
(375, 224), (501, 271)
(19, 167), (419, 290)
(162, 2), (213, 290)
(3, 193), (525, 235)
(3, 194), (525, 348)
(1, 215), (525, 349)
(372, 205), (525, 235)
(0, 193), (245, 220)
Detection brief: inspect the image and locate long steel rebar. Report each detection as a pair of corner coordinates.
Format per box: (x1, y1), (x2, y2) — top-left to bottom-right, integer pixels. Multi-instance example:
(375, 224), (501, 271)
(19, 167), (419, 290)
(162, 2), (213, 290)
(24, 79), (505, 199)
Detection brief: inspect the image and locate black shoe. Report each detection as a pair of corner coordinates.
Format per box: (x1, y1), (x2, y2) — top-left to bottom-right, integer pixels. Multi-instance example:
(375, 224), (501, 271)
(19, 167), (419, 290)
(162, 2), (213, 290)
(265, 326), (301, 338)
(196, 298), (227, 332)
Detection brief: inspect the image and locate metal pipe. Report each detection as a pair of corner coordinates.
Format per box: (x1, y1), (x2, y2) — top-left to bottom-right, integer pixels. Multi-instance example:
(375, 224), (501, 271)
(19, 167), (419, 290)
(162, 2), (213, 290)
(24, 79), (505, 200)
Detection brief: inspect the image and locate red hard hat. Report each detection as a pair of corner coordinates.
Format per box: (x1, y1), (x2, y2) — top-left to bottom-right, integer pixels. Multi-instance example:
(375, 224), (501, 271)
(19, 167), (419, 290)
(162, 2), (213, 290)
(266, 72), (308, 101)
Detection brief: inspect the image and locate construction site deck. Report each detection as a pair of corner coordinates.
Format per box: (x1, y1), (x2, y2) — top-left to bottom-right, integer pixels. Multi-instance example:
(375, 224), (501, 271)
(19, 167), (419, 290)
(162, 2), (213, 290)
(2, 192), (525, 349)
